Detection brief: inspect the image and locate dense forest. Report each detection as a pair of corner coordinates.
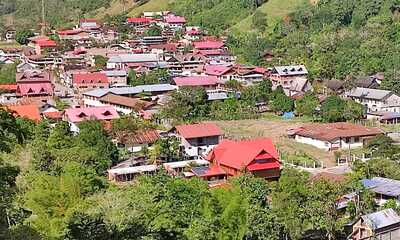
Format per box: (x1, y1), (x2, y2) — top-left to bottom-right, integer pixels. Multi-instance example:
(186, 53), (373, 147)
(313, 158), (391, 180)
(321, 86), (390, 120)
(226, 0), (400, 93)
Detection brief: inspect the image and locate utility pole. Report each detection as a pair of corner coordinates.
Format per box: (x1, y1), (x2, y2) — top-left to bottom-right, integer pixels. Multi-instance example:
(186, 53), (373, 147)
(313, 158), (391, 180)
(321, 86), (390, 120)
(41, 0), (46, 35)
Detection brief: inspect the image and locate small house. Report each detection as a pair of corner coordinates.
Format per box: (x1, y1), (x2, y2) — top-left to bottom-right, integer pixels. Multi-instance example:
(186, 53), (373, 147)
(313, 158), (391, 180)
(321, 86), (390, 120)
(348, 208), (400, 240)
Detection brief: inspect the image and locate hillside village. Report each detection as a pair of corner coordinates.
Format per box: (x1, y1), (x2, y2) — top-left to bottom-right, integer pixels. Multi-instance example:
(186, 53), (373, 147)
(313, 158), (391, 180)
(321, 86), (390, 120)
(2, 1), (400, 239)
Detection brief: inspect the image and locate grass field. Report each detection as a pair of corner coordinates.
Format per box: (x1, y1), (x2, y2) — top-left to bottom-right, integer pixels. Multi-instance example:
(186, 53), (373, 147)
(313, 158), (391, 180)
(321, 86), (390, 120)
(128, 0), (175, 17)
(231, 0), (308, 33)
(0, 41), (21, 49)
(212, 117), (336, 167)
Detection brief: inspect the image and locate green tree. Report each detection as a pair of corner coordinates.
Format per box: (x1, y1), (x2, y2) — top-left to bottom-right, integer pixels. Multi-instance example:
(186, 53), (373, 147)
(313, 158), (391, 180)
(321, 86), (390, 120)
(162, 87), (209, 122)
(295, 92), (319, 117)
(367, 134), (399, 159)
(93, 55), (108, 70)
(252, 10), (268, 32)
(15, 29), (34, 45)
(145, 25), (162, 36)
(0, 158), (19, 239)
(321, 96), (347, 122)
(270, 87), (294, 113)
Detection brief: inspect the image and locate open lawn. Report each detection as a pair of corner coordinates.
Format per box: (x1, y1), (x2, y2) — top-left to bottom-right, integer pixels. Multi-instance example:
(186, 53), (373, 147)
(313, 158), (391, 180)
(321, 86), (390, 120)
(212, 117), (336, 167)
(0, 41), (21, 49)
(94, 0), (137, 19)
(128, 0), (175, 17)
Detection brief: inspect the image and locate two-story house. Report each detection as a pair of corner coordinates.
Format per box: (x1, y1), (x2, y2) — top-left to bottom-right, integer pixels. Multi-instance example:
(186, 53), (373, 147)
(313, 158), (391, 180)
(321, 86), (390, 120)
(171, 123), (223, 159)
(346, 87), (400, 113)
(269, 65), (313, 96)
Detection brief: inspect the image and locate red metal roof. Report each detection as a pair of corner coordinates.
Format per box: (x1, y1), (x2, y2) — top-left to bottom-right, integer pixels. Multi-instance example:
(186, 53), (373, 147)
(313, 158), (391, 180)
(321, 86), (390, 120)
(6, 104), (41, 121)
(72, 72), (108, 84)
(0, 84), (17, 91)
(175, 123), (222, 139)
(43, 111), (63, 120)
(193, 40), (224, 50)
(204, 65), (232, 76)
(58, 29), (83, 35)
(165, 15), (186, 24)
(127, 17), (152, 23)
(16, 83), (53, 96)
(65, 106), (119, 123)
(173, 76), (218, 87)
(207, 138), (280, 170)
(36, 39), (57, 47)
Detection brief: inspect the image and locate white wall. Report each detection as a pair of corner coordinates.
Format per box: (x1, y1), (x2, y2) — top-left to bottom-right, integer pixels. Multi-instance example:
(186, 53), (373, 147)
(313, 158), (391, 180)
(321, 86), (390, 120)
(295, 135), (364, 151)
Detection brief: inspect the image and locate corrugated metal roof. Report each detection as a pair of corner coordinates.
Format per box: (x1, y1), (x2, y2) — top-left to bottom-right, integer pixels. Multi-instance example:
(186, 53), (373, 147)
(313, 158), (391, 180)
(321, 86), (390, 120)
(361, 208), (400, 230)
(346, 87), (392, 100)
(83, 84), (178, 98)
(362, 177), (400, 197)
(274, 65), (308, 76)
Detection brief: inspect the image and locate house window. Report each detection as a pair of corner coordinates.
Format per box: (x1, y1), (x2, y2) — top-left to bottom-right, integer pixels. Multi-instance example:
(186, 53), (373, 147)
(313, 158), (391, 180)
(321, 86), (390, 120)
(354, 137), (360, 142)
(344, 138), (350, 143)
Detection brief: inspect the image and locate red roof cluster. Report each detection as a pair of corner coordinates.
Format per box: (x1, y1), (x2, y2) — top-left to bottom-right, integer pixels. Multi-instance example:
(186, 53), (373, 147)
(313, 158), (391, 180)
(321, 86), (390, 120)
(175, 123), (222, 139)
(173, 76), (218, 87)
(72, 72), (108, 84)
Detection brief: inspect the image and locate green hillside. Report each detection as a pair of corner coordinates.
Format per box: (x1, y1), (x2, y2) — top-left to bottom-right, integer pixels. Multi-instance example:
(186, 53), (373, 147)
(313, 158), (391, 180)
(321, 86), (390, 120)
(232, 0), (309, 33)
(128, 0), (175, 17)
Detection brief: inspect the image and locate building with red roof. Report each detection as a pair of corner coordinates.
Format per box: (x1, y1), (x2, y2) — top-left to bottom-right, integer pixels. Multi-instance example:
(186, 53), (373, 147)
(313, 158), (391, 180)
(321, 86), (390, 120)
(72, 72), (109, 90)
(173, 76), (219, 89)
(289, 122), (384, 151)
(127, 17), (152, 27)
(28, 36), (57, 55)
(16, 70), (53, 97)
(0, 84), (17, 92)
(6, 104), (41, 121)
(164, 15), (186, 28)
(206, 138), (281, 179)
(193, 40), (225, 50)
(171, 123), (223, 159)
(64, 106), (119, 133)
(58, 29), (89, 41)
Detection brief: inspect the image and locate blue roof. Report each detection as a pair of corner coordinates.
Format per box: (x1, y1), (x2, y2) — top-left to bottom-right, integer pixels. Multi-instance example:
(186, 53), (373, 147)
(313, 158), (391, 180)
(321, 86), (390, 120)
(361, 177), (400, 197)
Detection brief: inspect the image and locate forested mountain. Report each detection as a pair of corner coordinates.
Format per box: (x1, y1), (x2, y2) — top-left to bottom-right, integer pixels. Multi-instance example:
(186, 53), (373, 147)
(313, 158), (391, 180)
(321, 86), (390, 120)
(0, 0), (110, 27)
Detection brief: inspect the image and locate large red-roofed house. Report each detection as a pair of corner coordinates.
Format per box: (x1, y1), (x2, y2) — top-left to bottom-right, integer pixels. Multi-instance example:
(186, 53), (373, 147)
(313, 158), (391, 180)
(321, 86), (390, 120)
(206, 138), (281, 179)
(171, 123), (223, 159)
(16, 70), (53, 97)
(64, 106), (119, 133)
(6, 104), (41, 121)
(72, 72), (109, 90)
(193, 40), (224, 50)
(28, 36), (57, 55)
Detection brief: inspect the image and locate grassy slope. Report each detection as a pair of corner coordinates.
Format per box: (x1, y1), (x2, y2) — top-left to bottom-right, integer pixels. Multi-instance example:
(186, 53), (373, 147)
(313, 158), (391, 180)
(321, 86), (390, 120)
(127, 0), (175, 17)
(231, 0), (308, 33)
(93, 0), (137, 19)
